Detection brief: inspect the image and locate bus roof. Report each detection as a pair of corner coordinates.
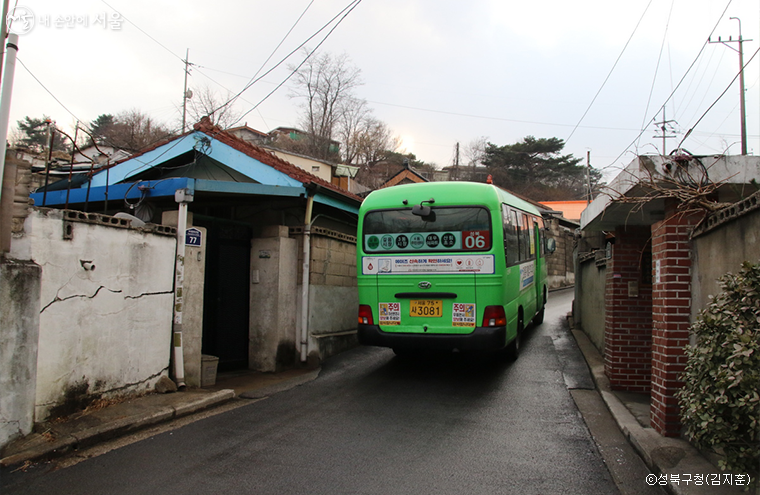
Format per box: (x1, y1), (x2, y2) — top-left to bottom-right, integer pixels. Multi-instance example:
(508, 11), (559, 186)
(361, 181), (542, 216)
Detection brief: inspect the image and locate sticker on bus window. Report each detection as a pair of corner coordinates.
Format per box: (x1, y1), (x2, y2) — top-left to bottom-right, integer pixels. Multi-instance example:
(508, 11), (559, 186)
(362, 255), (495, 275)
(452, 303), (476, 327)
(378, 302), (401, 325)
(520, 261), (535, 289)
(364, 231), (491, 253)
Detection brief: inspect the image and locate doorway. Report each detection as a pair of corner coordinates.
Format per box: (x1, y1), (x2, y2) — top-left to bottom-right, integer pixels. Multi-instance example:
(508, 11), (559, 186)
(195, 216), (252, 372)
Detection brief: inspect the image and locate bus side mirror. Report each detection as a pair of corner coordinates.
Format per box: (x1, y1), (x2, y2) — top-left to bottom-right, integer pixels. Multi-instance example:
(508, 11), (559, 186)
(412, 204), (431, 217)
(546, 237), (556, 253)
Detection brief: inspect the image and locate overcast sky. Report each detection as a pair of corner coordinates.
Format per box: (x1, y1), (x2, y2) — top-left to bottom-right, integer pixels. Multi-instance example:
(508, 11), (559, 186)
(6, 0), (760, 181)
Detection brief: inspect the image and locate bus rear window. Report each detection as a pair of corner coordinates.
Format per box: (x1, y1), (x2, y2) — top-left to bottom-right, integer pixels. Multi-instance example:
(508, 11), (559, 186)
(363, 207), (491, 253)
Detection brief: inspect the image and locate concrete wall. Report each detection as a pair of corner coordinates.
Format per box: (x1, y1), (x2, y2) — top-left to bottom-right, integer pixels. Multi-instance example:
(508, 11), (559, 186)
(0, 260), (41, 450)
(576, 254), (606, 353)
(182, 227), (206, 387)
(160, 212), (206, 388)
(692, 196), (760, 320)
(10, 208), (176, 421)
(249, 226), (298, 372)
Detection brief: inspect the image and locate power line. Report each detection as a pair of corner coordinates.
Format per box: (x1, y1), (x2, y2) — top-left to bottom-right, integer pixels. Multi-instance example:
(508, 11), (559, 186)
(565, 0), (654, 145)
(228, 0), (363, 128)
(677, 45), (760, 150)
(100, 0), (184, 63)
(225, 0), (315, 109)
(16, 57), (83, 124)
(367, 100), (642, 132)
(602, 0), (735, 171)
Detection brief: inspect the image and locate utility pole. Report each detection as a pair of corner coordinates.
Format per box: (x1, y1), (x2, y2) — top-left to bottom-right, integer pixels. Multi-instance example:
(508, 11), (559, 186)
(709, 17), (750, 155)
(586, 151), (591, 205)
(181, 49), (191, 133)
(453, 142), (460, 181)
(653, 106), (677, 155)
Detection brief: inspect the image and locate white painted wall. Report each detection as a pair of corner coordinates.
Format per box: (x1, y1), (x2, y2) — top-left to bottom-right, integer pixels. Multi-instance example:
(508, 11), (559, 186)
(10, 209), (176, 421)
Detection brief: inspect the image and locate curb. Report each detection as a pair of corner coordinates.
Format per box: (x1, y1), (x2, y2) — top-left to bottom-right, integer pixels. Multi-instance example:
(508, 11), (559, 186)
(239, 368), (320, 399)
(0, 389), (235, 468)
(570, 326), (745, 495)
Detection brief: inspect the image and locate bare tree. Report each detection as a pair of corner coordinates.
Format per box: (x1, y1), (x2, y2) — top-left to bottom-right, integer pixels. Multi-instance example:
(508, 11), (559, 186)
(353, 117), (400, 165)
(185, 85), (242, 130)
(91, 109), (173, 152)
(290, 50), (362, 160)
(464, 137), (488, 167)
(336, 96), (371, 164)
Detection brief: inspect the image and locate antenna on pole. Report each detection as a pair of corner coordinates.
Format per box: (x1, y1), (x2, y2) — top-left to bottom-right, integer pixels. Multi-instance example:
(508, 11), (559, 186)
(709, 17), (751, 155)
(653, 107), (677, 155)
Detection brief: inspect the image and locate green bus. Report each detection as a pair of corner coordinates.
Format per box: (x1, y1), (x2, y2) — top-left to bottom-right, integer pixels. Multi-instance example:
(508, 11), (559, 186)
(356, 181), (555, 359)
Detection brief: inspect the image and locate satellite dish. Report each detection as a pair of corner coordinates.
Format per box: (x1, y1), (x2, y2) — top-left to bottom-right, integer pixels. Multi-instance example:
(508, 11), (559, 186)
(114, 212), (146, 228)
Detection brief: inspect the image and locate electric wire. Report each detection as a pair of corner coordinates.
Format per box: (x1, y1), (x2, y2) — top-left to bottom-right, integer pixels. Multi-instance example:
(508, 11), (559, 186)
(216, 0), (362, 120)
(677, 45), (760, 150)
(601, 0), (734, 172)
(100, 0), (184, 64)
(228, 0), (363, 128)
(224, 0), (315, 109)
(636, 0), (675, 151)
(16, 57), (83, 124)
(565, 0), (654, 145)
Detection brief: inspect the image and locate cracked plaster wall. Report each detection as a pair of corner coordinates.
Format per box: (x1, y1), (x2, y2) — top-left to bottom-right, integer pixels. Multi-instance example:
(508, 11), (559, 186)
(11, 209), (175, 421)
(0, 260), (41, 450)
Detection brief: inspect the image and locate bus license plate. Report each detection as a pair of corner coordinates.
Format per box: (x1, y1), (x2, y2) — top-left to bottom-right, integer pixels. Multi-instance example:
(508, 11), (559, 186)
(409, 300), (442, 317)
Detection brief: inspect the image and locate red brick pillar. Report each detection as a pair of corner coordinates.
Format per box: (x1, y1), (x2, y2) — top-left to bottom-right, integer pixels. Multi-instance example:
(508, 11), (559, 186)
(604, 226), (652, 393)
(650, 206), (701, 436)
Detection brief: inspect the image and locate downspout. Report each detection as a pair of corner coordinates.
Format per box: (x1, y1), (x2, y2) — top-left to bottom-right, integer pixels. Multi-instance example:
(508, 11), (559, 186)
(300, 188), (316, 363)
(171, 188), (193, 388)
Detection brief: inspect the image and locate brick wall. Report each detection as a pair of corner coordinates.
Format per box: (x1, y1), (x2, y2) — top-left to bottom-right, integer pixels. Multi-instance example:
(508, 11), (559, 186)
(650, 207), (701, 436)
(604, 226), (652, 393)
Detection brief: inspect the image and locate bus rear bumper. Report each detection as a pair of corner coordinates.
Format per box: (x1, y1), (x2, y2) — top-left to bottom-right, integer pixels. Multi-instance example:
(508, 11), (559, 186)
(357, 325), (507, 351)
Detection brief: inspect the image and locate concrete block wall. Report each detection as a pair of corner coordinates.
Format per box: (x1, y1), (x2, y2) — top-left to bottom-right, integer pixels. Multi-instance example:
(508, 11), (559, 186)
(545, 218), (575, 288)
(293, 228), (359, 363)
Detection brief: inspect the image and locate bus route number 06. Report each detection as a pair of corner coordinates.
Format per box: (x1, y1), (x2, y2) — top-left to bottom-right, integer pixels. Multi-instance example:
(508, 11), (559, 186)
(463, 230), (489, 250)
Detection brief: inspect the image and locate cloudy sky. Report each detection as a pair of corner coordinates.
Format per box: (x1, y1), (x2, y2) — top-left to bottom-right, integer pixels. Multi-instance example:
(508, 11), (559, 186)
(6, 0), (760, 181)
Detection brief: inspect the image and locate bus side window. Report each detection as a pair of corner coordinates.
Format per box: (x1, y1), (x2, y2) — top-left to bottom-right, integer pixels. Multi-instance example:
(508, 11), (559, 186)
(512, 210), (522, 261)
(521, 213), (533, 260)
(502, 205), (519, 266)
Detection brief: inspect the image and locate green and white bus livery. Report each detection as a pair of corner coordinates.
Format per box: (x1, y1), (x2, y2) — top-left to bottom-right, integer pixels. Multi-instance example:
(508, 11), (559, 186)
(356, 181), (555, 358)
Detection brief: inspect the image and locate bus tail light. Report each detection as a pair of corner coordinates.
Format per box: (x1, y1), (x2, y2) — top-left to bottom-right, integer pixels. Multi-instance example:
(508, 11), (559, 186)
(482, 305), (506, 327)
(358, 305), (374, 325)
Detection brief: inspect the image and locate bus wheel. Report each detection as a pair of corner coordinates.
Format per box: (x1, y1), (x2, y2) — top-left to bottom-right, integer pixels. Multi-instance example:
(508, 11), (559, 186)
(533, 289), (546, 325)
(504, 316), (523, 362)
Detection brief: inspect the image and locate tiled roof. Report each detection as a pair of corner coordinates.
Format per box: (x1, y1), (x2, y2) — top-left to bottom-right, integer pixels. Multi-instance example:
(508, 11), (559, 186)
(194, 118), (361, 202)
(96, 117), (361, 203)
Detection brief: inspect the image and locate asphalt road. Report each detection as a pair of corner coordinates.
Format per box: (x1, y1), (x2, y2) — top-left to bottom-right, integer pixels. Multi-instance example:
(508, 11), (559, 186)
(2, 288), (622, 495)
